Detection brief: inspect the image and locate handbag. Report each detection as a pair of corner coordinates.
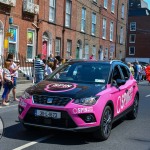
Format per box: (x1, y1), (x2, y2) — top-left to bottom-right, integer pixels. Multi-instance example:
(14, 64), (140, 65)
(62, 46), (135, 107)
(5, 80), (13, 88)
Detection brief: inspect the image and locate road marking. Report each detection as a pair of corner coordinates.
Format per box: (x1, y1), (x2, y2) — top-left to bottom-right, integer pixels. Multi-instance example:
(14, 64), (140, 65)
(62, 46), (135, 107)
(13, 135), (52, 150)
(145, 94), (150, 98)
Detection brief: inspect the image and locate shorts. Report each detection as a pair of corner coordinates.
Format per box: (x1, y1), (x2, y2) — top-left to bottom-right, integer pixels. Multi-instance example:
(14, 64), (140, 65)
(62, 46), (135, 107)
(13, 77), (17, 88)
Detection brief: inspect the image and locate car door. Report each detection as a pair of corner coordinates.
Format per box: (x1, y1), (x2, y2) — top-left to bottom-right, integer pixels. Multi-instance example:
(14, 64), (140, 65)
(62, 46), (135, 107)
(109, 64), (127, 117)
(119, 64), (135, 110)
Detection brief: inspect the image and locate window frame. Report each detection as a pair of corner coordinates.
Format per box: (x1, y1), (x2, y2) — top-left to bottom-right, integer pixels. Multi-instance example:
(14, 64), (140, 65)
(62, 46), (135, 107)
(111, 0), (115, 13)
(102, 18), (107, 39)
(110, 21), (114, 41)
(27, 29), (35, 61)
(55, 37), (61, 56)
(8, 25), (19, 61)
(121, 4), (125, 19)
(81, 7), (86, 32)
(130, 22), (136, 31)
(104, 0), (108, 9)
(129, 46), (135, 55)
(120, 27), (123, 44)
(49, 0), (56, 23)
(65, 0), (72, 28)
(92, 45), (96, 59)
(91, 12), (96, 36)
(66, 39), (72, 58)
(129, 34), (136, 43)
(84, 44), (89, 59)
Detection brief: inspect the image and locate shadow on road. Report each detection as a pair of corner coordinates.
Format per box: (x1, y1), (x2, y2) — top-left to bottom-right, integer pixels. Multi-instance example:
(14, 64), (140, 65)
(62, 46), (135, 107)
(2, 117), (127, 145)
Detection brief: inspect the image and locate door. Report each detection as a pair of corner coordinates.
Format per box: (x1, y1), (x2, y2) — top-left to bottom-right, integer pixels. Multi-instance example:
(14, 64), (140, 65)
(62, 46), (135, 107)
(110, 65), (127, 117)
(0, 30), (3, 57)
(76, 47), (80, 59)
(42, 41), (47, 60)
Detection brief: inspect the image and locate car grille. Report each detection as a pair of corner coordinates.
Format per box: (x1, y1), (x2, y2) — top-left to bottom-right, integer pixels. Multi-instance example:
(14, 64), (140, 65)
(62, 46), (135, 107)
(33, 95), (72, 106)
(24, 108), (77, 128)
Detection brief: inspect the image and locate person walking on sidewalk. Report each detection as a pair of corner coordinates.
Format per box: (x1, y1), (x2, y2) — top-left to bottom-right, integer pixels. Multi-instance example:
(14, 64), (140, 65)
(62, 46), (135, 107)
(1, 61), (14, 106)
(34, 54), (45, 83)
(9, 59), (20, 101)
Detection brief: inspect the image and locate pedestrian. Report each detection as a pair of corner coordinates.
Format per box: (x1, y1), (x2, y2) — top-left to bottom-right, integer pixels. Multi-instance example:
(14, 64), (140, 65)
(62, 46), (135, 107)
(43, 59), (53, 77)
(48, 53), (54, 62)
(1, 61), (14, 106)
(89, 54), (94, 60)
(127, 62), (134, 76)
(34, 54), (45, 83)
(0, 67), (3, 91)
(135, 61), (142, 82)
(8, 57), (20, 102)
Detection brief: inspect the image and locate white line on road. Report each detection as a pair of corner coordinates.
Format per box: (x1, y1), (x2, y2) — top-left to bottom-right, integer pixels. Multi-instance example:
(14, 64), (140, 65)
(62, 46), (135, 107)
(145, 94), (150, 98)
(13, 135), (53, 150)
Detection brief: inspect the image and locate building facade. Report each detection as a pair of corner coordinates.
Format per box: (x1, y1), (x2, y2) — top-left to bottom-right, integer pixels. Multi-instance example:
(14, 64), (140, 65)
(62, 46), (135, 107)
(0, 0), (128, 67)
(126, 0), (150, 63)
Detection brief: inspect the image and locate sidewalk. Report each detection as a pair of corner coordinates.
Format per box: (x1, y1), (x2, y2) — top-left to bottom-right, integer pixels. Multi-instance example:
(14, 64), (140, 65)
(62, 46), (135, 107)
(0, 82), (34, 101)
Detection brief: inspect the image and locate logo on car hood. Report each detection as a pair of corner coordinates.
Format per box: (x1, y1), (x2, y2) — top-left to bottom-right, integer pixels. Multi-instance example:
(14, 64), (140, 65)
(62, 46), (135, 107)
(44, 83), (77, 92)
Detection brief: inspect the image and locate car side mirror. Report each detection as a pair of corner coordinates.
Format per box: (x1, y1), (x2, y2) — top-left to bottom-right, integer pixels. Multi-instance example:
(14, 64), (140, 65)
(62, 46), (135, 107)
(116, 79), (126, 86)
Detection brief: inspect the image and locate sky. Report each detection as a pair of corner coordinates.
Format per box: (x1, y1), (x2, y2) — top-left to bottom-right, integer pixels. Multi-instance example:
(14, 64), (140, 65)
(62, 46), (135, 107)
(144, 0), (150, 9)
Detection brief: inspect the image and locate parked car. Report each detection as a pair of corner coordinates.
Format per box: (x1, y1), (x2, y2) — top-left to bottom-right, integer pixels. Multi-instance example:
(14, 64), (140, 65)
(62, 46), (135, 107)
(18, 60), (139, 141)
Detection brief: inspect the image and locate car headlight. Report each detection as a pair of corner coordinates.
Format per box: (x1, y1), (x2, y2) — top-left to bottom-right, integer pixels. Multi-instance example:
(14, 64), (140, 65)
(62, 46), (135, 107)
(73, 96), (99, 106)
(21, 91), (31, 99)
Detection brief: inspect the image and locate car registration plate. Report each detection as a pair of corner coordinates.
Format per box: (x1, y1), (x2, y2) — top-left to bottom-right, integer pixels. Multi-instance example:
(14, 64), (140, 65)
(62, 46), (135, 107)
(35, 110), (61, 119)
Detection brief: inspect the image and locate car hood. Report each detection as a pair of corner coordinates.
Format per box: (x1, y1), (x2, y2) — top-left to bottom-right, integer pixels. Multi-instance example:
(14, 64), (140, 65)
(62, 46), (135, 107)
(26, 80), (106, 99)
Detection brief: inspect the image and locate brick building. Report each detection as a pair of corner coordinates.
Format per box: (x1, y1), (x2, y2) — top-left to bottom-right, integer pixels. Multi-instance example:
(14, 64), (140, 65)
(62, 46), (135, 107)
(0, 0), (128, 68)
(126, 0), (150, 63)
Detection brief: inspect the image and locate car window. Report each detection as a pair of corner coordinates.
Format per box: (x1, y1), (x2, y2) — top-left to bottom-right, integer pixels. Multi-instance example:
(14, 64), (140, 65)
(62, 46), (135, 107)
(112, 65), (122, 81)
(46, 62), (111, 84)
(119, 65), (130, 80)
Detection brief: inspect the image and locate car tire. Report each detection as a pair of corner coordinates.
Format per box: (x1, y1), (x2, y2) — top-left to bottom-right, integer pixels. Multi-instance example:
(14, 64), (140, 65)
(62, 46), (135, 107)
(93, 106), (113, 141)
(127, 95), (139, 120)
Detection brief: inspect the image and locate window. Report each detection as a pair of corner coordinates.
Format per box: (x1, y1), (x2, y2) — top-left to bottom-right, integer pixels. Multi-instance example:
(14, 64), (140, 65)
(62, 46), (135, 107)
(27, 30), (35, 60)
(129, 34), (136, 43)
(104, 48), (108, 59)
(130, 22), (136, 31)
(65, 0), (71, 27)
(104, 0), (108, 9)
(91, 12), (96, 35)
(129, 47), (135, 55)
(110, 22), (114, 41)
(9, 26), (18, 60)
(84, 44), (89, 59)
(120, 65), (130, 80)
(81, 8), (86, 32)
(49, 0), (56, 22)
(92, 45), (96, 59)
(120, 27), (123, 44)
(93, 0), (97, 3)
(28, 0), (34, 3)
(111, 0), (115, 13)
(55, 38), (61, 56)
(121, 4), (125, 19)
(102, 18), (107, 39)
(66, 40), (72, 58)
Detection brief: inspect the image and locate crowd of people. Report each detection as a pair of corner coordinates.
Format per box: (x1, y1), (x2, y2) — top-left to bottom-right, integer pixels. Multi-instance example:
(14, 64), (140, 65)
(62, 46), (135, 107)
(127, 61), (150, 83)
(34, 54), (70, 83)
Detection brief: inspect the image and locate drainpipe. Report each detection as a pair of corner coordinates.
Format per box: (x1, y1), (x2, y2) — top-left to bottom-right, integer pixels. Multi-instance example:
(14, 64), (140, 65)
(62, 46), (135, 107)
(115, 0), (119, 59)
(62, 0), (66, 58)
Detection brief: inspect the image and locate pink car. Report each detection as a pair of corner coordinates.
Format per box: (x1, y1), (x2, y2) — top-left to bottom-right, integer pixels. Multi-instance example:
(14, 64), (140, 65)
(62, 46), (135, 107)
(18, 60), (139, 140)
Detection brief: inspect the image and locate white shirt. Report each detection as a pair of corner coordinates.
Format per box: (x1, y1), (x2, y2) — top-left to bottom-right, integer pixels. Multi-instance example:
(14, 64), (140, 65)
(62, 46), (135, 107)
(45, 64), (52, 75)
(10, 62), (18, 78)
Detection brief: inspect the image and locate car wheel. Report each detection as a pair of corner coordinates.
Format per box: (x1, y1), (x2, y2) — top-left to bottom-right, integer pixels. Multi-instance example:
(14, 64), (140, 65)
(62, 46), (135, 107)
(93, 106), (113, 141)
(127, 95), (139, 120)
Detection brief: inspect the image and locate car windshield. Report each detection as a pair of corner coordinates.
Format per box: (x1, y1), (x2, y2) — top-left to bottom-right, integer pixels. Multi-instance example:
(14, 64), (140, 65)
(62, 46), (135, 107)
(46, 62), (111, 84)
